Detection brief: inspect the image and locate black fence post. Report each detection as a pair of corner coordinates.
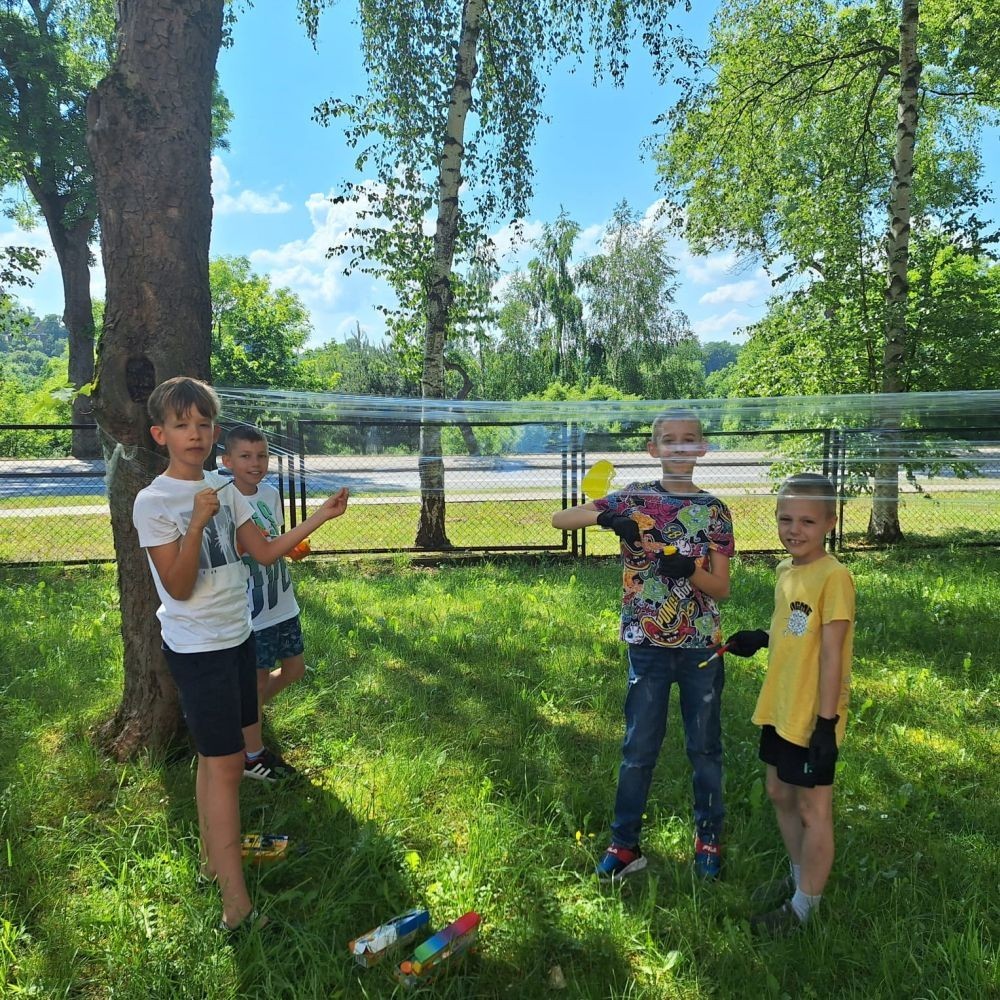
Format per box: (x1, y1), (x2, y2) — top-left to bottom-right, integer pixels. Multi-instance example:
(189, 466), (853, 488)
(285, 418), (298, 528)
(576, 424), (585, 558)
(837, 427), (847, 552)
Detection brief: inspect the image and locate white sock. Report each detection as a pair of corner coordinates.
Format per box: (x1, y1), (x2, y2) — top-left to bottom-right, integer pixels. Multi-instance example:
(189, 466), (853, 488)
(790, 862), (801, 888)
(790, 888), (821, 922)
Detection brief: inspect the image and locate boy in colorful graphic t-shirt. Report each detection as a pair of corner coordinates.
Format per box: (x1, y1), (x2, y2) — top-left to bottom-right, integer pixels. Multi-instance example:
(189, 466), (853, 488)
(552, 410), (734, 881)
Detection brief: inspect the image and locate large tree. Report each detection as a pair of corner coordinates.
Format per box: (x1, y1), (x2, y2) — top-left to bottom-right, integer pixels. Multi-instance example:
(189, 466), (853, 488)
(725, 238), (1000, 399)
(209, 255), (316, 390)
(657, 0), (999, 540)
(302, 0), (689, 547)
(86, 0), (224, 757)
(0, 0), (114, 456)
(577, 199), (684, 386)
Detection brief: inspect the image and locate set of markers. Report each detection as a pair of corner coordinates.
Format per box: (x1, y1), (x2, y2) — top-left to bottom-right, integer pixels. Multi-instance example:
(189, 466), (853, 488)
(348, 908), (482, 988)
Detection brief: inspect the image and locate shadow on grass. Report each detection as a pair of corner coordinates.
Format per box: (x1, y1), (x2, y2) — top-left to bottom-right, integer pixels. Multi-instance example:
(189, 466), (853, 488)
(2, 552), (997, 998)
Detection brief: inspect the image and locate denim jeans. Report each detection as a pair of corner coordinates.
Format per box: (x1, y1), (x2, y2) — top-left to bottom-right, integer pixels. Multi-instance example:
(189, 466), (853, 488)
(610, 644), (725, 848)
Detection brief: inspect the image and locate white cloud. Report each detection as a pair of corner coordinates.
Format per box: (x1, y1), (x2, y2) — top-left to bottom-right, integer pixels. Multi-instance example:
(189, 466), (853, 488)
(1, 219), (104, 315)
(490, 218), (544, 268)
(212, 156), (291, 216)
(684, 252), (741, 284)
(576, 222), (605, 257)
(248, 185), (394, 344)
(692, 309), (753, 338)
(698, 279), (763, 306)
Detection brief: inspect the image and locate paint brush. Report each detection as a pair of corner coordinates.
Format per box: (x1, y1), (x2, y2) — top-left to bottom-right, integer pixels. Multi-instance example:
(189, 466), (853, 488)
(698, 643), (730, 668)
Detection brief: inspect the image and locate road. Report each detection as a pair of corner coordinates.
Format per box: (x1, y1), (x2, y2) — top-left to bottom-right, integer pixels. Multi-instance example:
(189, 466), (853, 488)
(0, 451), (779, 502)
(2, 450), (996, 518)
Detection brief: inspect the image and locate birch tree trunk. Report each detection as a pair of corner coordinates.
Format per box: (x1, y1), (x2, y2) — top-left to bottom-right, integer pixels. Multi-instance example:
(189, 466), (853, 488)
(86, 0), (224, 757)
(869, 0), (919, 543)
(416, 0), (483, 548)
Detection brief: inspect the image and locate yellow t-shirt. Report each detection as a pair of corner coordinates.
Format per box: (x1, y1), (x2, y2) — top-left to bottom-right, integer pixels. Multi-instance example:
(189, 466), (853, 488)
(752, 554), (855, 747)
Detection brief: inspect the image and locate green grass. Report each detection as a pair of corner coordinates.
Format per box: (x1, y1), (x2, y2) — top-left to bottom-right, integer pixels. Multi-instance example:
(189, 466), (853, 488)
(1, 551), (998, 998)
(3, 491), (998, 563)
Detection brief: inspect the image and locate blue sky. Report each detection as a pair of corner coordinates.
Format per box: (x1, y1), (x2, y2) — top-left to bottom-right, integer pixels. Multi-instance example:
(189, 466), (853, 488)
(7, 2), (999, 349)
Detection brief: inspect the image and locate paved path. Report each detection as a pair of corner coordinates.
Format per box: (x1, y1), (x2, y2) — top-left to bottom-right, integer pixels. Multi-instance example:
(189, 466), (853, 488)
(3, 449), (996, 517)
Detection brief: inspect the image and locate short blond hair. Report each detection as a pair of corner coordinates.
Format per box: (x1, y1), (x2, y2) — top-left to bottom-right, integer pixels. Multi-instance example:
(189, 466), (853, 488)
(147, 376), (220, 425)
(651, 408), (704, 439)
(777, 473), (837, 516)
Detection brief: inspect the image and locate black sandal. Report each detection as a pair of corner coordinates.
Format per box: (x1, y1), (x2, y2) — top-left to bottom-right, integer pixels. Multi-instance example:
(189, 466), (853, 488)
(219, 909), (270, 935)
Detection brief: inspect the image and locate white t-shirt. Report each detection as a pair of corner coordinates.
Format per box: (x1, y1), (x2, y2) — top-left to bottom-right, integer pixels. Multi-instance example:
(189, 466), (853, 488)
(133, 470), (254, 653)
(242, 482), (301, 630)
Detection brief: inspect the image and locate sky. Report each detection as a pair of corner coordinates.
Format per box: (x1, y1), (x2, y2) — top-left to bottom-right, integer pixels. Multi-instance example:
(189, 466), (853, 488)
(5, 2), (999, 350)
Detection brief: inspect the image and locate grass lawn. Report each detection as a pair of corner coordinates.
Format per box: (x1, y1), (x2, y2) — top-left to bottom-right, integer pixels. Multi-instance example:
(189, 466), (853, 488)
(0, 550), (997, 998)
(3, 490), (997, 563)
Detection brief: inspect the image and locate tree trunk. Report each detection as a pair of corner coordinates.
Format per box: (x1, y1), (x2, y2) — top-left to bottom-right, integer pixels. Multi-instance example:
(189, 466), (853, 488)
(416, 0), (483, 549)
(445, 358), (480, 455)
(86, 0), (224, 758)
(869, 0), (919, 543)
(22, 184), (99, 459)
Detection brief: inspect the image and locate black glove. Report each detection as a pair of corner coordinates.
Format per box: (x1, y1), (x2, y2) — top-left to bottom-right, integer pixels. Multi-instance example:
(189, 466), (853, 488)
(808, 715), (840, 774)
(595, 510), (640, 546)
(656, 551), (697, 578)
(724, 629), (770, 657)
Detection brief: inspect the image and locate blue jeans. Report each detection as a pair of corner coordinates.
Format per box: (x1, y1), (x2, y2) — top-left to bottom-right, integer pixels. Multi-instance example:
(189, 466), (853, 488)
(610, 644), (725, 848)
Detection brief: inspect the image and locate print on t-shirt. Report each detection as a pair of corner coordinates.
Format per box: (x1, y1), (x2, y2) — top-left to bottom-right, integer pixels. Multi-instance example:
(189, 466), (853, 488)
(175, 498), (241, 570)
(596, 483), (735, 650)
(783, 600), (813, 637)
(242, 490), (296, 624)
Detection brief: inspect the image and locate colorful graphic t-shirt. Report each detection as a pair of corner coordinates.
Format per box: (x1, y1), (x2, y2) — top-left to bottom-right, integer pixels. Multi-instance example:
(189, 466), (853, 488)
(595, 483), (735, 649)
(752, 554), (855, 747)
(241, 482), (300, 630)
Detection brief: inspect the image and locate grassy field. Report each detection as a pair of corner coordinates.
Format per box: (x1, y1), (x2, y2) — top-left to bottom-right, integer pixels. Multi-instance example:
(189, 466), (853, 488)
(2, 490), (998, 563)
(0, 550), (997, 998)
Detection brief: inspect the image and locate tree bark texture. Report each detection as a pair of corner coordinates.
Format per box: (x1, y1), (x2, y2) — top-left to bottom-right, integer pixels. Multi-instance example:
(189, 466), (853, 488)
(86, 0), (224, 758)
(870, 0), (919, 543)
(416, 0), (483, 549)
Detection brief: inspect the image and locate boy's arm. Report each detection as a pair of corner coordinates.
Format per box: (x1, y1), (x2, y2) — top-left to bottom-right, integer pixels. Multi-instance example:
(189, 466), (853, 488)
(238, 487), (349, 566)
(551, 500), (601, 530)
(817, 618), (849, 718)
(690, 549), (730, 601)
(145, 486), (221, 601)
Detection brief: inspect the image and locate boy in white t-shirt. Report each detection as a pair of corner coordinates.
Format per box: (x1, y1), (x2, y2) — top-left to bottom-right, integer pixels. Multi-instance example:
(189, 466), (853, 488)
(222, 425), (309, 782)
(132, 376), (348, 933)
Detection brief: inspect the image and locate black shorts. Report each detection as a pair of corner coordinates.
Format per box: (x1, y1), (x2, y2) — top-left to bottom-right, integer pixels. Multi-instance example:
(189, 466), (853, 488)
(163, 634), (258, 757)
(759, 724), (836, 788)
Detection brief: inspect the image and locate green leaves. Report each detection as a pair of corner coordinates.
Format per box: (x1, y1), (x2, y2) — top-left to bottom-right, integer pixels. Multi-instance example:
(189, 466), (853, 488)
(209, 256), (317, 390)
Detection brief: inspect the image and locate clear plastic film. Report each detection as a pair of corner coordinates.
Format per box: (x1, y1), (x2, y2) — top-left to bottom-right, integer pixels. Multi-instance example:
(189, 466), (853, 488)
(90, 389), (999, 555)
(212, 387), (1000, 504)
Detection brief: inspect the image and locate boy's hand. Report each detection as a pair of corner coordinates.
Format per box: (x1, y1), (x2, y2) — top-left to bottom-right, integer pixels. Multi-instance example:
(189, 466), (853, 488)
(808, 715), (839, 772)
(190, 487), (221, 531)
(724, 629), (770, 656)
(656, 551), (696, 578)
(595, 510), (640, 545)
(317, 487), (349, 521)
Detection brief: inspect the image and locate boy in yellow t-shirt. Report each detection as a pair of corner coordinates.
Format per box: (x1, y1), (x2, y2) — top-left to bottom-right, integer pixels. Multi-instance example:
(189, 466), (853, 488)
(725, 473), (854, 934)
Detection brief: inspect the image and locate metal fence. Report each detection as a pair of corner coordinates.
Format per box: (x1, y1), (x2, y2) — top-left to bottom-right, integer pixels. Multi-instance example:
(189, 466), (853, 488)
(1, 420), (997, 566)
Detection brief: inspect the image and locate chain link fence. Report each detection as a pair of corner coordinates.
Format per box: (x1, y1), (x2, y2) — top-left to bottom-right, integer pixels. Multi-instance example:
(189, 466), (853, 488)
(2, 420), (997, 565)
